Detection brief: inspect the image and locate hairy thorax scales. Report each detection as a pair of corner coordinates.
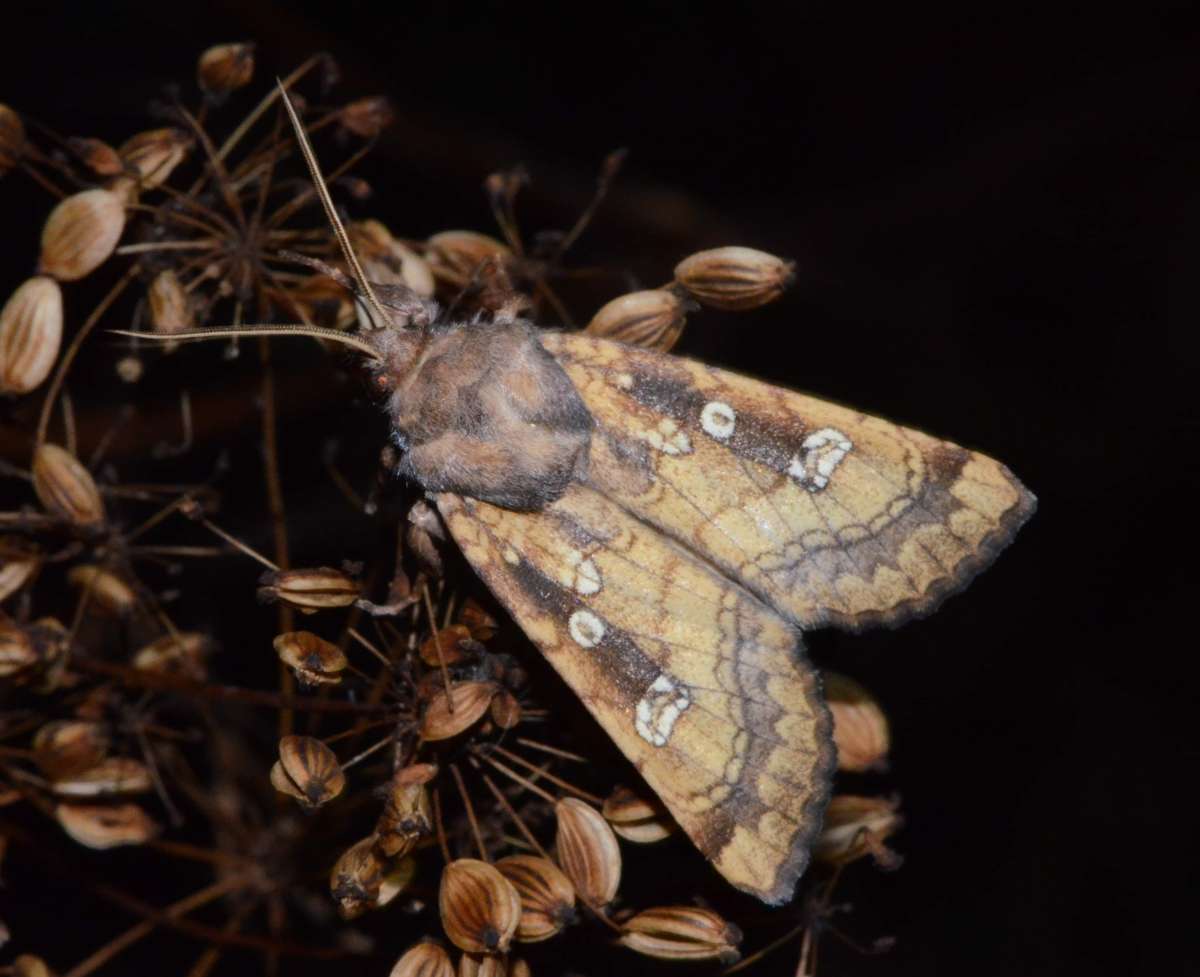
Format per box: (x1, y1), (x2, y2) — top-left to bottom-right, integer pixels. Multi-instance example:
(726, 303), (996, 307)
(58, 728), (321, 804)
(373, 316), (593, 511)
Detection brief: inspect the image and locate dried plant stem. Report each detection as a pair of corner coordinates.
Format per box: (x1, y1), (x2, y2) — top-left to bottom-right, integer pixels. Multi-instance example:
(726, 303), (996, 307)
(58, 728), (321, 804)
(476, 752), (557, 806)
(195, 516), (278, 570)
(147, 838), (255, 869)
(432, 784), (452, 863)
(63, 875), (245, 977)
(513, 737), (588, 763)
(450, 763), (488, 861)
(184, 896), (261, 977)
(338, 733), (392, 772)
(488, 743), (602, 804)
(36, 266), (137, 446)
(477, 769), (550, 859)
(422, 581), (454, 707)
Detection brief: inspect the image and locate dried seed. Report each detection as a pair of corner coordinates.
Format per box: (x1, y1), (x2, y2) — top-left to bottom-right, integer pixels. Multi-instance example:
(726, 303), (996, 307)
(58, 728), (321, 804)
(351, 220), (436, 297)
(68, 136), (124, 177)
(132, 631), (210, 680)
(338, 96), (395, 138)
(419, 625), (477, 668)
(197, 42), (255, 96)
(0, 622), (36, 678)
(55, 801), (159, 849)
(420, 681), (497, 741)
(489, 689), (521, 731)
(32, 443), (105, 527)
(554, 798), (621, 907)
(38, 188), (125, 281)
(602, 785), (675, 844)
(376, 763), (437, 857)
(673, 245), (795, 310)
(51, 757), (152, 797)
(330, 836), (384, 919)
(272, 735), (345, 807)
(426, 231), (512, 288)
(439, 858), (522, 954)
(585, 289), (690, 352)
(458, 953), (507, 977)
(147, 269), (194, 335)
(258, 567), (360, 612)
(376, 855), (419, 909)
(33, 719), (110, 779)
(0, 276), (63, 395)
(0, 536), (41, 601)
(389, 941), (454, 977)
(67, 565), (135, 616)
(495, 854), (576, 943)
(618, 905), (742, 963)
(24, 617), (69, 672)
(813, 794), (903, 868)
(119, 128), (191, 189)
(274, 630), (348, 687)
(824, 671), (890, 773)
(0, 103), (25, 175)
(11, 955), (52, 977)
(458, 599), (498, 641)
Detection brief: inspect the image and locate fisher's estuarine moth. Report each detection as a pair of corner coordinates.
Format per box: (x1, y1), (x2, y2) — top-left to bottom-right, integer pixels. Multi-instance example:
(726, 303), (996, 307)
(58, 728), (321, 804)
(143, 86), (1036, 905)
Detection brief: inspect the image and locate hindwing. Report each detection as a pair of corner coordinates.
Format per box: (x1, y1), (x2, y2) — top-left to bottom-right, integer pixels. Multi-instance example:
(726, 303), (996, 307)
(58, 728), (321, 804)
(437, 485), (836, 904)
(541, 332), (1036, 632)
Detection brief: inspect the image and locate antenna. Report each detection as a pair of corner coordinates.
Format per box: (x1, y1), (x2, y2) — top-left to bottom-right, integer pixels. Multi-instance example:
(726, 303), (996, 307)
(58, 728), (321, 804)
(276, 80), (391, 331)
(111, 325), (383, 360)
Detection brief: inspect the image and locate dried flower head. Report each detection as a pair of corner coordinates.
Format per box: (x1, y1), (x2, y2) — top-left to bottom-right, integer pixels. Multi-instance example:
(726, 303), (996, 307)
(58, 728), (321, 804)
(824, 671), (891, 772)
(585, 288), (690, 352)
(55, 801), (159, 849)
(257, 566), (361, 612)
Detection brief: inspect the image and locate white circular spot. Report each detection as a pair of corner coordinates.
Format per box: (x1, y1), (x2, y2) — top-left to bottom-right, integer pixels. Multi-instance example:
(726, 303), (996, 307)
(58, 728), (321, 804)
(568, 609), (606, 649)
(700, 400), (736, 440)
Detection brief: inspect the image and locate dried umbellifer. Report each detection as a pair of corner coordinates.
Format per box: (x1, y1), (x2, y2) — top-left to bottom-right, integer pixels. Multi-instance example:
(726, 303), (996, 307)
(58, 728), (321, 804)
(274, 630), (348, 687)
(147, 269), (193, 335)
(389, 940), (454, 977)
(813, 794), (903, 868)
(439, 858), (522, 954)
(554, 797), (621, 907)
(489, 689), (521, 731)
(132, 631), (210, 679)
(459, 599), (498, 641)
(425, 231), (512, 288)
(585, 289), (690, 352)
(119, 128), (191, 189)
(338, 96), (395, 138)
(418, 625), (477, 667)
(376, 855), (419, 909)
(420, 681), (497, 741)
(197, 42), (255, 96)
(10, 955), (52, 977)
(824, 671), (890, 773)
(458, 953), (507, 977)
(38, 188), (125, 281)
(0, 276), (63, 396)
(602, 785), (676, 844)
(270, 735), (345, 808)
(68, 136), (124, 177)
(33, 719), (110, 779)
(279, 274), (357, 331)
(330, 836), (384, 919)
(67, 566), (135, 616)
(0, 622), (36, 679)
(0, 103), (25, 175)
(0, 536), (41, 601)
(258, 567), (360, 613)
(32, 443), (105, 528)
(55, 801), (159, 849)
(350, 219), (436, 297)
(618, 905), (742, 963)
(673, 245), (795, 310)
(376, 763), (437, 857)
(51, 757), (152, 797)
(495, 854), (577, 943)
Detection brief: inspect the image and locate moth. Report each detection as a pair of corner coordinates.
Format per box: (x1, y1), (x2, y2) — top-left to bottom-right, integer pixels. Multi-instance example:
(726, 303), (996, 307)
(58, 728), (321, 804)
(140, 88), (1036, 905)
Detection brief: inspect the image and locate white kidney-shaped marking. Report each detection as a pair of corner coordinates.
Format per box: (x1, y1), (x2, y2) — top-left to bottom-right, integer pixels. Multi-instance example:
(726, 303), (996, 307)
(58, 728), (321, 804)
(787, 427), (853, 492)
(568, 609), (606, 649)
(700, 400), (736, 440)
(565, 549), (603, 595)
(635, 673), (692, 747)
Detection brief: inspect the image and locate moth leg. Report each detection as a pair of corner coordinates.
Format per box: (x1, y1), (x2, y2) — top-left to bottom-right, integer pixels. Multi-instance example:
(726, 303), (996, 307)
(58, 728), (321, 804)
(399, 431), (573, 511)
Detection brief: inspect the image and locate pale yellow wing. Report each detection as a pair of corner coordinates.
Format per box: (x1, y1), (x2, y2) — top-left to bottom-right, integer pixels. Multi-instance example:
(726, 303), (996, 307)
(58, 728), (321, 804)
(437, 485), (836, 905)
(541, 332), (1036, 632)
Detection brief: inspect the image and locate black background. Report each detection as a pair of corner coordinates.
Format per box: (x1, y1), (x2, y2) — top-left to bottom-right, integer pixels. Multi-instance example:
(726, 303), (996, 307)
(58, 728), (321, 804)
(0, 3), (1186, 976)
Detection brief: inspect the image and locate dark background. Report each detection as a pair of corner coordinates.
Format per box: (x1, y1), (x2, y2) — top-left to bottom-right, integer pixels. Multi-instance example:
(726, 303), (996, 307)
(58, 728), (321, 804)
(1, 3), (1186, 976)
